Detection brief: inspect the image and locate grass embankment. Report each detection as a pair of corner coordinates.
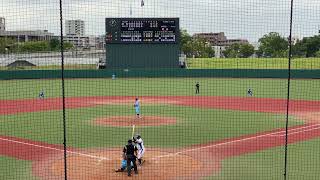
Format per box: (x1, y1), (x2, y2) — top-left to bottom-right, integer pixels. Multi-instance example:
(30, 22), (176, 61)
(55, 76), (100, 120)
(187, 58), (320, 69)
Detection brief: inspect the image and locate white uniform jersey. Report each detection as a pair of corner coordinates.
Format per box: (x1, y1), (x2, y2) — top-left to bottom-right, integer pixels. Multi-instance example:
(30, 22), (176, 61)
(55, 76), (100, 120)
(136, 138), (144, 151)
(135, 138), (145, 159)
(134, 100), (140, 108)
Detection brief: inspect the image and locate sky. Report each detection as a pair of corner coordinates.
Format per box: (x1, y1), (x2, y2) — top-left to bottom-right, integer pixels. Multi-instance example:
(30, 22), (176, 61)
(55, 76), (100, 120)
(0, 0), (319, 42)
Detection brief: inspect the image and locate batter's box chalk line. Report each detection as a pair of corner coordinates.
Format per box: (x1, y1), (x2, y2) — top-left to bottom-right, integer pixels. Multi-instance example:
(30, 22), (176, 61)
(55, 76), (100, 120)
(0, 137), (109, 161)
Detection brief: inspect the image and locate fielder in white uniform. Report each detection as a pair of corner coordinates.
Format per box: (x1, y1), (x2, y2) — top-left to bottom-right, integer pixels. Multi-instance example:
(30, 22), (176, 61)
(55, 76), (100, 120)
(247, 88), (253, 97)
(39, 89), (45, 99)
(134, 134), (145, 165)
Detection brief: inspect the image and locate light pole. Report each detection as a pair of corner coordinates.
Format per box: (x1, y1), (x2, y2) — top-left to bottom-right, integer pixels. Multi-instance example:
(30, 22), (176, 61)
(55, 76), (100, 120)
(154, 0), (155, 17)
(130, 0), (133, 16)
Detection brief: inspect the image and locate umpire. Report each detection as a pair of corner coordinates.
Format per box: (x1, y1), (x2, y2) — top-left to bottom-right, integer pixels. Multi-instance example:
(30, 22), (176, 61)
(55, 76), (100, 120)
(123, 139), (138, 176)
(196, 82), (200, 94)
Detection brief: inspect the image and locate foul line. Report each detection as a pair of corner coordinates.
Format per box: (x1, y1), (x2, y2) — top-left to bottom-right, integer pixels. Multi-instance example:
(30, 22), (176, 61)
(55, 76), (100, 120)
(3, 124), (318, 162)
(270, 127), (320, 137)
(269, 124), (320, 136)
(151, 124), (320, 160)
(0, 137), (108, 161)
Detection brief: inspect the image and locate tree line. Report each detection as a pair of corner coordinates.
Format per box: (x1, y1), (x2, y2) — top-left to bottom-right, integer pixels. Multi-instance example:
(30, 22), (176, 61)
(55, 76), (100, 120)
(181, 30), (320, 58)
(1, 31), (319, 58)
(180, 30), (215, 58)
(0, 38), (73, 54)
(257, 32), (320, 58)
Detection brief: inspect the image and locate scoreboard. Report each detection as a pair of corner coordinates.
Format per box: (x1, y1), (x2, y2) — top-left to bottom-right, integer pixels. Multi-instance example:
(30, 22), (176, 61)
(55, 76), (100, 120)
(105, 18), (180, 69)
(105, 18), (179, 44)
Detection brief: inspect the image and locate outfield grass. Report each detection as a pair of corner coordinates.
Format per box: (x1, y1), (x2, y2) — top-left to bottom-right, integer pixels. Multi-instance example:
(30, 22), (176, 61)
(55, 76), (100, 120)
(0, 156), (36, 180)
(1, 78), (319, 100)
(208, 138), (320, 180)
(187, 58), (320, 69)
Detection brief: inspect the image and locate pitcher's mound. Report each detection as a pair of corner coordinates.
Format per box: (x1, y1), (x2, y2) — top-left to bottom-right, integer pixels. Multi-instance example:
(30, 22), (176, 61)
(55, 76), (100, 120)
(94, 116), (177, 127)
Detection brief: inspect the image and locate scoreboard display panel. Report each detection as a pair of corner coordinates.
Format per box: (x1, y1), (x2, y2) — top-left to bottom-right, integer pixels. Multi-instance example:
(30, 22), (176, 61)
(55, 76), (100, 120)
(106, 18), (179, 44)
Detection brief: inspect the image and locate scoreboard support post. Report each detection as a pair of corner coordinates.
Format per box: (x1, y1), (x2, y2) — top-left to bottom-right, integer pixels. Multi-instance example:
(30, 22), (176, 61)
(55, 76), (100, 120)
(105, 18), (180, 69)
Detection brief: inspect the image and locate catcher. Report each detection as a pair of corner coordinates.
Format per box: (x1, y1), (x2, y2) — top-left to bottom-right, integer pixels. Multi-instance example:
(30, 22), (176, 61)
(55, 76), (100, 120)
(114, 153), (134, 172)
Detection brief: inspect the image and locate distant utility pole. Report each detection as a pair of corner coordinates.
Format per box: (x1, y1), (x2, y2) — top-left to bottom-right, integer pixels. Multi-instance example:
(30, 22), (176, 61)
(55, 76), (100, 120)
(154, 0), (156, 17)
(130, 0), (133, 16)
(118, 1), (120, 17)
(130, 5), (132, 16)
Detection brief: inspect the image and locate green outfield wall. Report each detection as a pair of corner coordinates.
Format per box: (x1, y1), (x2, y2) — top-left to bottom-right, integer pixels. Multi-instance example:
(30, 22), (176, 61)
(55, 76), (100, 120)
(0, 69), (319, 80)
(106, 44), (180, 69)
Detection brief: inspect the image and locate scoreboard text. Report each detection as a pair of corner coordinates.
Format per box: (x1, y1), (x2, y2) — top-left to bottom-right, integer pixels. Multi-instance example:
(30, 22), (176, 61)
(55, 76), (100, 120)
(105, 18), (179, 44)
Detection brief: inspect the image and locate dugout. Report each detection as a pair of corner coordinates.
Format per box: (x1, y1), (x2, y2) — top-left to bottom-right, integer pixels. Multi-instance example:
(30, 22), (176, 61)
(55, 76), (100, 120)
(105, 18), (180, 69)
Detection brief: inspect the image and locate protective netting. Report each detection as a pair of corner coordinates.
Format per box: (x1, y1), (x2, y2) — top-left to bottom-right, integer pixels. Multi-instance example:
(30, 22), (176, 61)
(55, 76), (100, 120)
(0, 0), (319, 180)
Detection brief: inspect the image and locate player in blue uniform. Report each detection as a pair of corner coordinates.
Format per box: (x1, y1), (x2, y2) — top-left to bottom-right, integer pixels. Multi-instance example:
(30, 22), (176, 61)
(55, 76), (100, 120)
(134, 98), (141, 118)
(114, 153), (134, 172)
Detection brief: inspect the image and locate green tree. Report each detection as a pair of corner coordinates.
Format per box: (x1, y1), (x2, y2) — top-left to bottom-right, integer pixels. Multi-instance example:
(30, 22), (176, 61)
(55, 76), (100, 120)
(49, 38), (74, 51)
(223, 43), (254, 58)
(292, 35), (320, 57)
(180, 30), (192, 48)
(292, 39), (307, 57)
(0, 38), (18, 54)
(304, 36), (320, 57)
(257, 32), (288, 58)
(191, 37), (215, 58)
(203, 42), (215, 58)
(49, 38), (60, 51)
(1, 38), (74, 54)
(180, 29), (214, 58)
(239, 43), (255, 58)
(63, 42), (74, 50)
(18, 41), (50, 53)
(180, 29), (193, 56)
(223, 43), (240, 58)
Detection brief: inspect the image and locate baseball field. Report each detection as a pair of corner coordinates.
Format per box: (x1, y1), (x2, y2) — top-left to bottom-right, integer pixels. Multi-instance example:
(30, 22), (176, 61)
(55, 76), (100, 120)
(1, 78), (320, 179)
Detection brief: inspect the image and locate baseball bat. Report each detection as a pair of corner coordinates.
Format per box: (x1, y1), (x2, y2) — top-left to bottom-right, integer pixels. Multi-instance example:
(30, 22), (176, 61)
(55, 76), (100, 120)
(131, 125), (135, 139)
